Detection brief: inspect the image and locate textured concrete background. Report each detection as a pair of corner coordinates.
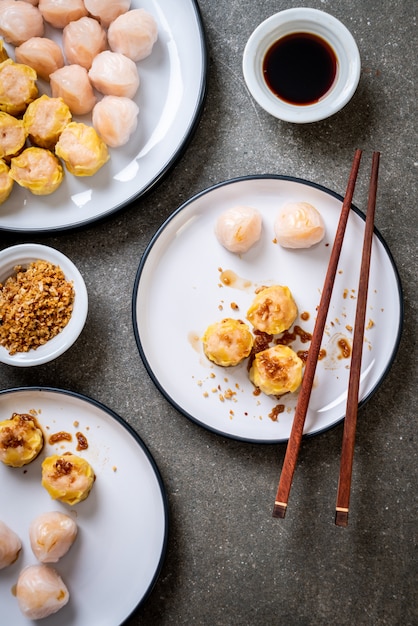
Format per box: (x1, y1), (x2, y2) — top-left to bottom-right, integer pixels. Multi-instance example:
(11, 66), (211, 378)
(1, 1), (416, 624)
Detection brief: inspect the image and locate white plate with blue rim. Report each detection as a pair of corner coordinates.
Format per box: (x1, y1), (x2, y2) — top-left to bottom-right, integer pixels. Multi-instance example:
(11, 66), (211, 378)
(0, 0), (207, 233)
(0, 387), (168, 625)
(132, 175), (403, 443)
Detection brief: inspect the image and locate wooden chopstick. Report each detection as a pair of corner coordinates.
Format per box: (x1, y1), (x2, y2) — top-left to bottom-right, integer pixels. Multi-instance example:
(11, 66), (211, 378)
(335, 151), (380, 527)
(272, 148), (363, 519)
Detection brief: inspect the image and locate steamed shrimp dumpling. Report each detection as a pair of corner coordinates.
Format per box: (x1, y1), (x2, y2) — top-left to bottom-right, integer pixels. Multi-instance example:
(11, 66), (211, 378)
(15, 37), (65, 82)
(0, 520), (21, 569)
(63, 17), (107, 70)
(215, 205), (262, 254)
(16, 564), (69, 620)
(108, 8), (158, 62)
(29, 511), (77, 563)
(92, 96), (139, 147)
(0, 1), (44, 46)
(88, 51), (140, 98)
(274, 201), (325, 248)
(50, 65), (96, 115)
(84, 0), (131, 28)
(38, 0), (88, 29)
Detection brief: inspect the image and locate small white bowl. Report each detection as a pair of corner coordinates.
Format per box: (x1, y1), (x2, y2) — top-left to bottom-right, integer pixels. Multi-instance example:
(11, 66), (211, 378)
(0, 244), (88, 367)
(243, 8), (361, 123)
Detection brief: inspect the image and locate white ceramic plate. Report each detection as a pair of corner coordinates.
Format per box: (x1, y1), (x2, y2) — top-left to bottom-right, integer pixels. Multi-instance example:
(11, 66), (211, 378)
(0, 388), (168, 625)
(133, 176), (403, 443)
(0, 0), (207, 233)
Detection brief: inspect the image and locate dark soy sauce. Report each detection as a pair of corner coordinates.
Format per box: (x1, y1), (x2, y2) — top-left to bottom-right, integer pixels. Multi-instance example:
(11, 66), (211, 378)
(263, 32), (337, 105)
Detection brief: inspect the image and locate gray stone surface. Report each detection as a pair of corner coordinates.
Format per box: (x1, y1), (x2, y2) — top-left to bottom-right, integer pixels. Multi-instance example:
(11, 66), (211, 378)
(0, 1), (416, 624)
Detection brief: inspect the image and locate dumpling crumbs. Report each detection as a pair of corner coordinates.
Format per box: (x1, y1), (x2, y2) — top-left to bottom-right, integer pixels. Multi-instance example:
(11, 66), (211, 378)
(0, 260), (74, 355)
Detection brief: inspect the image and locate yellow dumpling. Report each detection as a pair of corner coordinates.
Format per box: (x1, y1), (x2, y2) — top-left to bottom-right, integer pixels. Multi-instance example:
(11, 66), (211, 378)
(202, 318), (254, 367)
(0, 413), (44, 468)
(247, 285), (297, 335)
(55, 121), (109, 176)
(23, 95), (72, 150)
(42, 453), (95, 506)
(0, 159), (13, 204)
(0, 59), (38, 116)
(10, 147), (64, 195)
(0, 112), (27, 160)
(249, 345), (303, 396)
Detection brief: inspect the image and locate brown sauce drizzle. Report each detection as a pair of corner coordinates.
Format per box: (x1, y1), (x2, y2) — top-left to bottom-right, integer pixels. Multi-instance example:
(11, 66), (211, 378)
(76, 432), (88, 451)
(49, 431), (72, 445)
(269, 404), (285, 421)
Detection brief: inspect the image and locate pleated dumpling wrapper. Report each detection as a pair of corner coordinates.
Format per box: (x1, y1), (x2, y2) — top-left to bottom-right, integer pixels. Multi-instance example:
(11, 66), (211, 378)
(0, 413), (44, 468)
(0, 520), (21, 569)
(42, 453), (95, 505)
(29, 511), (77, 563)
(247, 285), (298, 335)
(202, 318), (254, 367)
(16, 564), (69, 620)
(274, 201), (325, 249)
(249, 344), (303, 396)
(55, 122), (109, 177)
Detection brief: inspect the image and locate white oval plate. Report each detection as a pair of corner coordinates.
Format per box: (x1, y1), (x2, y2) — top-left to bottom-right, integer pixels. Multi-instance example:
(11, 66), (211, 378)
(133, 176), (403, 443)
(0, 388), (168, 626)
(0, 0), (207, 233)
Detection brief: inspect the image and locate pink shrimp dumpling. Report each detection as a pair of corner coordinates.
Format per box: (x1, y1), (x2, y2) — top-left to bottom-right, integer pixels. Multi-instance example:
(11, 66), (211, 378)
(274, 201), (325, 248)
(88, 51), (140, 98)
(0, 1), (44, 46)
(215, 205), (262, 254)
(92, 96), (139, 148)
(15, 37), (65, 82)
(108, 9), (158, 62)
(63, 17), (107, 70)
(50, 64), (96, 116)
(38, 0), (88, 29)
(29, 511), (78, 563)
(84, 0), (131, 28)
(0, 520), (21, 569)
(16, 564), (69, 620)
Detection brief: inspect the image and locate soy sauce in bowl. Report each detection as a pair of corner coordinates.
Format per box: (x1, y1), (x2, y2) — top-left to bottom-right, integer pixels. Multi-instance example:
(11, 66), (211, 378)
(263, 32), (338, 105)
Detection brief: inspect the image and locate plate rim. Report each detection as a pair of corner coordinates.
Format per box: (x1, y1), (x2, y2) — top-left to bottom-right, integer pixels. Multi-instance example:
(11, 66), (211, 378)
(0, 385), (169, 622)
(0, 0), (208, 235)
(131, 174), (404, 444)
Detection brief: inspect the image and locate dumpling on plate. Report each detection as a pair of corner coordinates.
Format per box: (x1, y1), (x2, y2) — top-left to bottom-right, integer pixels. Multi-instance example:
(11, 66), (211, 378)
(15, 37), (65, 82)
(0, 112), (27, 160)
(0, 413), (44, 467)
(55, 121), (109, 177)
(0, 1), (44, 46)
(108, 8), (158, 62)
(0, 59), (38, 116)
(42, 452), (95, 505)
(88, 51), (140, 99)
(10, 147), (64, 195)
(215, 205), (262, 254)
(50, 64), (96, 116)
(202, 318), (254, 367)
(38, 0), (88, 29)
(274, 201), (325, 249)
(247, 285), (297, 335)
(16, 564), (69, 620)
(83, 0), (131, 28)
(0, 159), (13, 204)
(63, 16), (107, 70)
(29, 511), (78, 563)
(249, 344), (303, 396)
(92, 95), (139, 148)
(0, 520), (21, 569)
(23, 95), (72, 149)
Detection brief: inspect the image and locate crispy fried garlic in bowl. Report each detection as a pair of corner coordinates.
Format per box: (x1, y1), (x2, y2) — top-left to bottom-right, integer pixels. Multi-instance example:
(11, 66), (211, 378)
(0, 243), (88, 366)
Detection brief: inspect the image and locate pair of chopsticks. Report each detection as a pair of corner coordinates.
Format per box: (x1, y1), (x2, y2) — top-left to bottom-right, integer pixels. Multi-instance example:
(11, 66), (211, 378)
(272, 149), (380, 525)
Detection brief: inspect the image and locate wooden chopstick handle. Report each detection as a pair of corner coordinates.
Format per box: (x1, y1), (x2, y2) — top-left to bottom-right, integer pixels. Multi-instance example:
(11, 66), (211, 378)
(335, 151), (380, 526)
(273, 149), (363, 518)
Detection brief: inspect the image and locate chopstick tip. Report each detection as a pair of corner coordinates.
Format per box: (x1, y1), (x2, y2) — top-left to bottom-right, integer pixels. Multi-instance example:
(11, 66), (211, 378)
(272, 501), (287, 519)
(335, 508), (349, 527)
